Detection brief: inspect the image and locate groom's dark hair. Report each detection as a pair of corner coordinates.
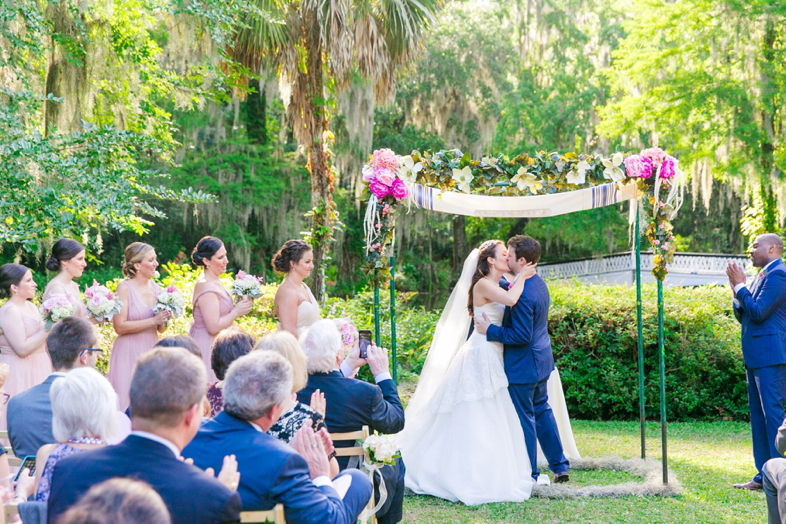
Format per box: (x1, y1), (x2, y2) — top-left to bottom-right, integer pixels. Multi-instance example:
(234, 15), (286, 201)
(508, 235), (541, 264)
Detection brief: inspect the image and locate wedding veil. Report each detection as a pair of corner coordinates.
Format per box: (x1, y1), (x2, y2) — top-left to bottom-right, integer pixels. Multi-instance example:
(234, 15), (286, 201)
(405, 248), (479, 419)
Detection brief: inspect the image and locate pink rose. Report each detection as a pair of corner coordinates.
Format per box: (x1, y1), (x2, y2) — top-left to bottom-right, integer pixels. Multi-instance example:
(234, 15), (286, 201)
(623, 155), (645, 178)
(391, 178), (408, 201)
(370, 179), (391, 199)
(107, 292), (114, 300)
(237, 270), (247, 280)
(371, 149), (399, 171)
(362, 164), (375, 182)
(640, 147), (667, 167)
(90, 295), (102, 308)
(375, 168), (395, 187)
(166, 284), (175, 293)
(659, 156), (676, 179)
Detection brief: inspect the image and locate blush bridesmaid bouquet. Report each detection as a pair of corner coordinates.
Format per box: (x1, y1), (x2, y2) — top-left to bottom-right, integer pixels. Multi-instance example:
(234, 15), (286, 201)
(40, 295), (76, 330)
(84, 280), (123, 323)
(153, 284), (185, 318)
(231, 271), (263, 299)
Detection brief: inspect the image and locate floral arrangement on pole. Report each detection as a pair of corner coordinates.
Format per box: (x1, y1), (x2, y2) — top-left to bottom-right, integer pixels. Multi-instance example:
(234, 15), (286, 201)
(360, 148), (421, 288)
(153, 285), (186, 318)
(84, 280), (123, 323)
(232, 271), (263, 300)
(40, 295), (76, 330)
(361, 147), (683, 281)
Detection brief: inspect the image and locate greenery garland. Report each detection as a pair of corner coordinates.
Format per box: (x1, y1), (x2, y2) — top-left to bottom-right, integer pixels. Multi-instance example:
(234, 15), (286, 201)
(361, 148), (684, 286)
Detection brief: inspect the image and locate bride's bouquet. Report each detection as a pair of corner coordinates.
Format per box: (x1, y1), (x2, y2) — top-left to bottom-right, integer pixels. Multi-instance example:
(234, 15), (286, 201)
(40, 295), (76, 330)
(84, 280), (123, 323)
(153, 284), (185, 318)
(362, 433), (400, 466)
(231, 270), (263, 299)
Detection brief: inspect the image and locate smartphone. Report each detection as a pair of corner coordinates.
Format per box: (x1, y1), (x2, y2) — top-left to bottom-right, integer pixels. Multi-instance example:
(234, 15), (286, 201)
(14, 455), (35, 482)
(358, 330), (373, 359)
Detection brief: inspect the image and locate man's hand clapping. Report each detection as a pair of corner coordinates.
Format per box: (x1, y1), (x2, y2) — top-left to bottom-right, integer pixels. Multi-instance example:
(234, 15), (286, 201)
(726, 262), (747, 289)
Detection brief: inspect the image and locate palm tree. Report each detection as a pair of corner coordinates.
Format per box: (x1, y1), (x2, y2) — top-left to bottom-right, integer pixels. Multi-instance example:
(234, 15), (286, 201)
(233, 0), (442, 300)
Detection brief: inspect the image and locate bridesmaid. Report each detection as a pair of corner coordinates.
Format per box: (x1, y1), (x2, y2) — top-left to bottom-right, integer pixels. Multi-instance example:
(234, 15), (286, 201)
(188, 236), (251, 383)
(43, 239), (88, 319)
(272, 240), (318, 338)
(0, 264), (52, 397)
(108, 243), (171, 411)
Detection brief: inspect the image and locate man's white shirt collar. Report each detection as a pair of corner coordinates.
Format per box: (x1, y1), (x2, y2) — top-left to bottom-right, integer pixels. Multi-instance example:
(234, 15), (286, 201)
(131, 431), (181, 458)
(734, 259), (779, 295)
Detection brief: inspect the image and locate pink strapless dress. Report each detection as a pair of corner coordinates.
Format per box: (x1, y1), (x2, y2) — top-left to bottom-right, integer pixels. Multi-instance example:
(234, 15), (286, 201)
(42, 286), (87, 319)
(189, 288), (234, 383)
(0, 307), (52, 397)
(108, 282), (160, 411)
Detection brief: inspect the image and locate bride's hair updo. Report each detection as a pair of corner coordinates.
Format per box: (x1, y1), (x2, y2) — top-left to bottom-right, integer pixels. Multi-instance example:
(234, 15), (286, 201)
(46, 239), (85, 272)
(467, 240), (503, 317)
(272, 240), (311, 274)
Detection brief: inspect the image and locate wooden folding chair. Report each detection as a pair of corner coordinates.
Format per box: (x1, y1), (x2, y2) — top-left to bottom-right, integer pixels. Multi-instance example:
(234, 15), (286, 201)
(330, 425), (376, 524)
(240, 503), (285, 523)
(4, 502), (18, 523)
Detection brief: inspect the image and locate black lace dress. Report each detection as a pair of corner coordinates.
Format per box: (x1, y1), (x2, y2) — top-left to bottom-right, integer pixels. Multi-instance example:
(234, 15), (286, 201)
(268, 402), (326, 443)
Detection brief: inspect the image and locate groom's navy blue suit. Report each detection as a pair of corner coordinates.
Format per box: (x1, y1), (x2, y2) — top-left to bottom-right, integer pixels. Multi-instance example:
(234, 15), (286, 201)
(487, 274), (569, 478)
(733, 258), (786, 484)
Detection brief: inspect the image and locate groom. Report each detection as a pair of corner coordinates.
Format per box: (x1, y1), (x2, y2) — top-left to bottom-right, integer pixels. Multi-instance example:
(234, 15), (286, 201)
(475, 235), (570, 483)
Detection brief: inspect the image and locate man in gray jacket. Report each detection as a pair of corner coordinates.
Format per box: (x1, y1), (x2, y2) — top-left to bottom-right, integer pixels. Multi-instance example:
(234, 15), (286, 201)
(763, 420), (786, 523)
(7, 316), (101, 457)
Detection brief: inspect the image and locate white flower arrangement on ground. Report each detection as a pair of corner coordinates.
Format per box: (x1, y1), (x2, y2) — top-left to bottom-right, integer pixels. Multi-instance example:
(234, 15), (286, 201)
(40, 295), (76, 330)
(84, 280), (123, 323)
(362, 433), (400, 466)
(232, 270), (263, 299)
(153, 284), (185, 318)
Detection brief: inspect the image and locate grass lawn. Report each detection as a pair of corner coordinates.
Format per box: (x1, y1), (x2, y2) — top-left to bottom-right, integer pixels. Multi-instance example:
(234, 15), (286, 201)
(402, 419), (767, 523)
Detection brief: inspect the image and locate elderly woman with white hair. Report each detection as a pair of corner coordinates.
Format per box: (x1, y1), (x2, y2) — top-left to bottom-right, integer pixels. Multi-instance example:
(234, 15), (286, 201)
(296, 319), (406, 524)
(33, 367), (119, 501)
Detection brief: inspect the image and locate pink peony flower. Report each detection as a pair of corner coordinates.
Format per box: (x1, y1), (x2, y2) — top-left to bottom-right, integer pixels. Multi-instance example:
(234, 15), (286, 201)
(391, 178), (408, 201)
(639, 157), (654, 179)
(371, 149), (399, 172)
(659, 155), (676, 179)
(237, 270), (247, 280)
(640, 147), (667, 167)
(370, 179), (391, 199)
(623, 155), (646, 178)
(374, 168), (395, 187)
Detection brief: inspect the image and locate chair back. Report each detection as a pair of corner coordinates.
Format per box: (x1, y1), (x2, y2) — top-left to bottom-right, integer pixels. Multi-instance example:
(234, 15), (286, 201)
(240, 503), (285, 523)
(329, 425), (376, 524)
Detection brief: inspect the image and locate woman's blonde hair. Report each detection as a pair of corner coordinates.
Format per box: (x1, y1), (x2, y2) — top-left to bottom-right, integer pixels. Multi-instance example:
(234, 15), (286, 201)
(254, 332), (308, 393)
(122, 242), (154, 278)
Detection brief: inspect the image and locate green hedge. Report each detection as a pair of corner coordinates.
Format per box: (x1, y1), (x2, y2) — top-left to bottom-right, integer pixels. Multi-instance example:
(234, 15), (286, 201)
(550, 282), (747, 422)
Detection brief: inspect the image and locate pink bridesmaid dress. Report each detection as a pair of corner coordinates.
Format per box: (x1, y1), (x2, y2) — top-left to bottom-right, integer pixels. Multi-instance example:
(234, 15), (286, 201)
(189, 288), (234, 383)
(42, 286), (87, 319)
(0, 308), (52, 397)
(108, 282), (160, 411)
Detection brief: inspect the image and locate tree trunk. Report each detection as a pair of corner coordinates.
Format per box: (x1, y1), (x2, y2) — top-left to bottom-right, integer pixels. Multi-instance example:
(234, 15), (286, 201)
(295, 13), (332, 303)
(452, 215), (468, 270)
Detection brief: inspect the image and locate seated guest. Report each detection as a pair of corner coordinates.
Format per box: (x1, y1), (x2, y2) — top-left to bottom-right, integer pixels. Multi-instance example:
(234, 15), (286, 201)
(206, 328), (256, 417)
(182, 351), (372, 523)
(255, 332), (338, 477)
(154, 335), (201, 358)
(47, 347), (241, 524)
(58, 478), (170, 524)
(34, 368), (119, 501)
(296, 319), (405, 524)
(763, 417), (786, 523)
(7, 316), (124, 458)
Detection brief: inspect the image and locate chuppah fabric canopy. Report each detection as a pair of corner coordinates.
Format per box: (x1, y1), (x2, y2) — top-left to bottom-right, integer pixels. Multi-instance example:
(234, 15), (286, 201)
(409, 181), (638, 218)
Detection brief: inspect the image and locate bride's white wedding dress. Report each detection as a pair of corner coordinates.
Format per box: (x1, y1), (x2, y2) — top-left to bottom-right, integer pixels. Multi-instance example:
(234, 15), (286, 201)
(398, 249), (580, 506)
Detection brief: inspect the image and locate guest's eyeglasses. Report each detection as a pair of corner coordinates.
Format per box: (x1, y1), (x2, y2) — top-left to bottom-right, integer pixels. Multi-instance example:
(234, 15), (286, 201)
(80, 348), (104, 358)
(0, 393), (9, 405)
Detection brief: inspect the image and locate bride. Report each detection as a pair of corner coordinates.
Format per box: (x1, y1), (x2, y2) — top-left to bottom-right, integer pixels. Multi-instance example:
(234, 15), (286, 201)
(398, 240), (580, 505)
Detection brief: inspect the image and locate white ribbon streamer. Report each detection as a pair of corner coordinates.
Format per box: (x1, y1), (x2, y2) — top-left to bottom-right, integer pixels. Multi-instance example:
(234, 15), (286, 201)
(359, 459), (388, 520)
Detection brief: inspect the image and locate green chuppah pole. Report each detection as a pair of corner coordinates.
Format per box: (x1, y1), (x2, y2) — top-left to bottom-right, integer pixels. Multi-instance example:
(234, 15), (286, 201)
(390, 256), (397, 385)
(373, 270), (381, 346)
(658, 277), (668, 484)
(635, 202), (645, 459)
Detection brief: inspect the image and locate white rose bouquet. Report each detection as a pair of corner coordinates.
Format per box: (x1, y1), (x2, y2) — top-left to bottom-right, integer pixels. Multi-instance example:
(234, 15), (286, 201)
(153, 284), (185, 318)
(362, 434), (400, 466)
(84, 280), (123, 323)
(40, 295), (76, 330)
(231, 270), (263, 299)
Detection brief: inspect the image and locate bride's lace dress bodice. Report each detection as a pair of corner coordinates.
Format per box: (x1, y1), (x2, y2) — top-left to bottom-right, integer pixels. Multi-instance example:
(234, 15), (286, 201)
(427, 301), (508, 413)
